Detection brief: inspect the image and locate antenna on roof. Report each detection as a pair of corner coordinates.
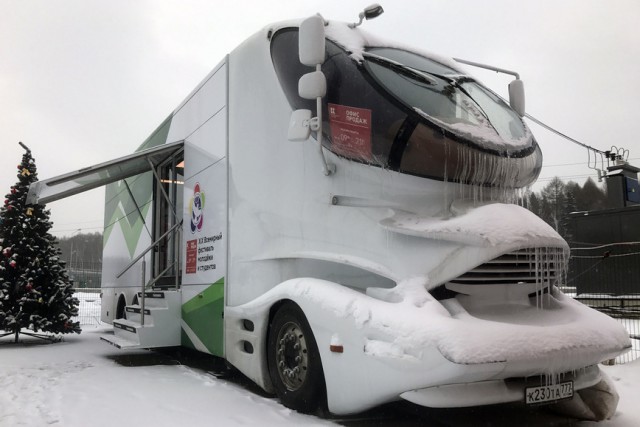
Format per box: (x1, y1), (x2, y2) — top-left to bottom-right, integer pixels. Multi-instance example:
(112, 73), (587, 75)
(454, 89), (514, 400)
(348, 4), (384, 28)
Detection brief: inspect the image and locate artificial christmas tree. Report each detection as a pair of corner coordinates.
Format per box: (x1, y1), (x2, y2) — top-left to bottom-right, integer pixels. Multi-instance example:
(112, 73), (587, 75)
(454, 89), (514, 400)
(0, 142), (81, 342)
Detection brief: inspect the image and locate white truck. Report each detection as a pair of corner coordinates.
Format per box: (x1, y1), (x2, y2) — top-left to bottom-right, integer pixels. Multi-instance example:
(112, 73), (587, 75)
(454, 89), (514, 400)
(28, 7), (630, 419)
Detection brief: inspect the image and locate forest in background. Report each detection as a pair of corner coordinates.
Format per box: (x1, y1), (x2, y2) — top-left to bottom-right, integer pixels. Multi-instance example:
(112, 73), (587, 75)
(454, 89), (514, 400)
(56, 232), (103, 268)
(55, 232), (103, 287)
(525, 177), (608, 243)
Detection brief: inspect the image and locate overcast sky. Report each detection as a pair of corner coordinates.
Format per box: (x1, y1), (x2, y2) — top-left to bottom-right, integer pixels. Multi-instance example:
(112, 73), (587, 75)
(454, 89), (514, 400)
(2, 0), (639, 237)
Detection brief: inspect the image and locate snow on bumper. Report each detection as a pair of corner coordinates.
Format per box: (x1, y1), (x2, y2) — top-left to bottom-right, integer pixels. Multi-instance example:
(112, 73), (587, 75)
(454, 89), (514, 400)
(435, 289), (630, 373)
(233, 277), (630, 414)
(277, 278), (629, 414)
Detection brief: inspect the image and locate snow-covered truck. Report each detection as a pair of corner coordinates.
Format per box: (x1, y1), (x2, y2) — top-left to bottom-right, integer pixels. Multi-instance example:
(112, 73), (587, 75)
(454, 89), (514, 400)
(28, 8), (630, 419)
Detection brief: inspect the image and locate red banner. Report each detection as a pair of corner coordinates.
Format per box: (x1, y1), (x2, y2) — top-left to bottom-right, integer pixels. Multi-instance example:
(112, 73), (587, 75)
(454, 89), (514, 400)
(328, 103), (372, 160)
(185, 239), (197, 274)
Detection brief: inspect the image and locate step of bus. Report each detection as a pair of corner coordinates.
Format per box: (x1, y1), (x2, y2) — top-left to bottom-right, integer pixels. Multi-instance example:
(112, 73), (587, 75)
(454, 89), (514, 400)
(123, 304), (174, 326)
(110, 318), (181, 348)
(100, 333), (143, 350)
(105, 290), (181, 349)
(110, 319), (141, 345)
(124, 305), (152, 324)
(136, 291), (175, 308)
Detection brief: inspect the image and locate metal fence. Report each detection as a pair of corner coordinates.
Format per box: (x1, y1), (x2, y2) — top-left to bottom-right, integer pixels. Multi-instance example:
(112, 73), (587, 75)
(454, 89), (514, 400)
(67, 262), (103, 289)
(567, 242), (640, 364)
(73, 288), (102, 327)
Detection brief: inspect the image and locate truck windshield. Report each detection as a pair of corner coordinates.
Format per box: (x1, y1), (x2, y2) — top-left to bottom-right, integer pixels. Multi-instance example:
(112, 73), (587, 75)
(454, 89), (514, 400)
(270, 28), (542, 188)
(363, 48), (529, 151)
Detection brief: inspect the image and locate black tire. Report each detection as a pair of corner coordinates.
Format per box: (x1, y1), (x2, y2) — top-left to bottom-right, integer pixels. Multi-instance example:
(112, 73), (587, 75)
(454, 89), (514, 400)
(267, 302), (327, 414)
(116, 295), (126, 320)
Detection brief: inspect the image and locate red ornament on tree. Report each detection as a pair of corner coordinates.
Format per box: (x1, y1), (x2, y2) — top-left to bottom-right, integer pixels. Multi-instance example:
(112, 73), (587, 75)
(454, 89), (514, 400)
(2, 247), (10, 257)
(26, 283), (33, 291)
(9, 260), (16, 268)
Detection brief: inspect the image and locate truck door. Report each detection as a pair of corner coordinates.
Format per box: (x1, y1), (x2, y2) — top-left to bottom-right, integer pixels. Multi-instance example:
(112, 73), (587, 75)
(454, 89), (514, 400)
(153, 156), (184, 288)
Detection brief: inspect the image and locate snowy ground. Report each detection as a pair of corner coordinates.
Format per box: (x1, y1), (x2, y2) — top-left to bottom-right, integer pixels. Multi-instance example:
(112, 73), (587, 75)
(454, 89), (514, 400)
(0, 294), (639, 426)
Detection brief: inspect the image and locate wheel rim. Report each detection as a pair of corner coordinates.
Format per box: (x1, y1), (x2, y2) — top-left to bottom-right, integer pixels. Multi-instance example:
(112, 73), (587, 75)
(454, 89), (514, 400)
(275, 320), (309, 391)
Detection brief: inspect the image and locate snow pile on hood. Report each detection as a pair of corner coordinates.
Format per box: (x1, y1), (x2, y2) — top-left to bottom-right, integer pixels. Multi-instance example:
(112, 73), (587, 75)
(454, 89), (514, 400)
(435, 290), (631, 370)
(380, 202), (567, 248)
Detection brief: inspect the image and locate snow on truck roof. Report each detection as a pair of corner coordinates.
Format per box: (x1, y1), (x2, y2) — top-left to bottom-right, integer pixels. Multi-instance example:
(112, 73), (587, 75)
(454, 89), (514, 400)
(268, 18), (468, 74)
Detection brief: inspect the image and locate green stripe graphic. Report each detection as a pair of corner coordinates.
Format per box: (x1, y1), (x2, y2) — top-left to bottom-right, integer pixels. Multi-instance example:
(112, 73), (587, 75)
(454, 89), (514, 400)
(181, 278), (225, 356)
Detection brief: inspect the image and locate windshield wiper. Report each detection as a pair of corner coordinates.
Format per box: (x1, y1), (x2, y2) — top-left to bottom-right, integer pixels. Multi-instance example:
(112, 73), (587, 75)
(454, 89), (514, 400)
(363, 52), (473, 92)
(362, 52), (495, 128)
(362, 52), (438, 86)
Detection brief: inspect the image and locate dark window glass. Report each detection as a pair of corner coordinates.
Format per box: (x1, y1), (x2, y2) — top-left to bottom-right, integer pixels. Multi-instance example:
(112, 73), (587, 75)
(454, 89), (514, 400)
(270, 29), (542, 188)
(364, 47), (530, 150)
(271, 29), (406, 168)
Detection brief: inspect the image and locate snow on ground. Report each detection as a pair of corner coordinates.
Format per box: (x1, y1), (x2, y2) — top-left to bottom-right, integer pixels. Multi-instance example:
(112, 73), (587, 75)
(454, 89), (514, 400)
(584, 358), (640, 427)
(0, 292), (638, 426)
(0, 325), (638, 426)
(0, 327), (332, 427)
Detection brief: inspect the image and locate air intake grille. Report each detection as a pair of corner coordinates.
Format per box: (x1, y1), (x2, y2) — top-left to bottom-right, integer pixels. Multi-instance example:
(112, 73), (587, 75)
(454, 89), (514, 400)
(448, 247), (568, 286)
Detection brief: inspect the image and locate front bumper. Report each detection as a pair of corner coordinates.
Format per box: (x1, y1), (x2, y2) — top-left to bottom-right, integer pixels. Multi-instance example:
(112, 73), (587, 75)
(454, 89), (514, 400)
(400, 364), (601, 408)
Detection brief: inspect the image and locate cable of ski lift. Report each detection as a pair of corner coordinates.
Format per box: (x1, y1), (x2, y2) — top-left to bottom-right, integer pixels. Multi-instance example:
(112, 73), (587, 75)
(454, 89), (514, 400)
(523, 112), (632, 181)
(488, 91), (631, 181)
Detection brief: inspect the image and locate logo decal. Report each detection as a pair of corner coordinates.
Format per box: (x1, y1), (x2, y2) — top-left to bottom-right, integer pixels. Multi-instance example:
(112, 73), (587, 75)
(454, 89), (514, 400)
(189, 182), (205, 234)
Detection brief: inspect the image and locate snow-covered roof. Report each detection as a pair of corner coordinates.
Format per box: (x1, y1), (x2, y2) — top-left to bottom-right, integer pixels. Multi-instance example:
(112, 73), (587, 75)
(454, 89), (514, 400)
(267, 18), (467, 73)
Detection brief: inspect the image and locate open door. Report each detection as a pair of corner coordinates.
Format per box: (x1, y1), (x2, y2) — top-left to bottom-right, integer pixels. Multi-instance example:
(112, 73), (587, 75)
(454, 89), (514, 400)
(152, 154), (184, 288)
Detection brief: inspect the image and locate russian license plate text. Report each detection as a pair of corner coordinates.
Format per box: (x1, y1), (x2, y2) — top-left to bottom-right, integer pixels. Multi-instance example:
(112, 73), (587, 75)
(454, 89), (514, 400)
(525, 381), (573, 405)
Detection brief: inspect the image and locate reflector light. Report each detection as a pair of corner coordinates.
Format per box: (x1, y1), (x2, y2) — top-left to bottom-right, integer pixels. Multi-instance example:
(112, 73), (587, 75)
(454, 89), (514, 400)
(330, 344), (344, 353)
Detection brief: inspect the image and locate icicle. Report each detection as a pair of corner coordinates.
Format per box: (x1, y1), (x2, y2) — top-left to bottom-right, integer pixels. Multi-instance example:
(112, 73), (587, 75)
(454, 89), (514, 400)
(444, 142), (539, 209)
(534, 247), (540, 309)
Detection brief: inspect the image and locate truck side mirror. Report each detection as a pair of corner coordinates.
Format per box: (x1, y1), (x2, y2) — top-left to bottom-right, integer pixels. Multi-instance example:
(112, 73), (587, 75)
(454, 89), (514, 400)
(298, 71), (326, 100)
(288, 109), (313, 142)
(290, 14), (334, 175)
(299, 15), (325, 66)
(508, 79), (525, 117)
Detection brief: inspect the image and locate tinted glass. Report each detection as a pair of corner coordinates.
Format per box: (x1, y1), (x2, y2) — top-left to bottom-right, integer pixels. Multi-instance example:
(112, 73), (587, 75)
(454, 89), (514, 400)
(270, 29), (541, 188)
(365, 47), (530, 150)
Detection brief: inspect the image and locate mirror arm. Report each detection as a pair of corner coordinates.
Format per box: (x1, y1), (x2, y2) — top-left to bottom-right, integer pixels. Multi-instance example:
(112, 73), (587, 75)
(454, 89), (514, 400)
(349, 4), (384, 28)
(314, 65), (335, 176)
(348, 13), (365, 29)
(453, 58), (520, 80)
(453, 57), (525, 117)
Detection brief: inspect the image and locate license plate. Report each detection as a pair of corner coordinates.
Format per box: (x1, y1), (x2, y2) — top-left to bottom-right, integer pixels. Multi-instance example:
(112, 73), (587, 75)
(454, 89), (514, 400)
(525, 381), (573, 405)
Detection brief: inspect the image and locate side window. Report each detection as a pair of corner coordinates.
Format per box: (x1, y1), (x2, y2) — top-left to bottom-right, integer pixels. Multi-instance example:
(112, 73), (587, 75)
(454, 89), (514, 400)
(270, 29), (314, 112)
(271, 29), (407, 169)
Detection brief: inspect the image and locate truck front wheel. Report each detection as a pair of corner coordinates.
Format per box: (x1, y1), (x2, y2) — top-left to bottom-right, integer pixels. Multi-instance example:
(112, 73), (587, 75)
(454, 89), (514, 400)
(267, 302), (326, 414)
